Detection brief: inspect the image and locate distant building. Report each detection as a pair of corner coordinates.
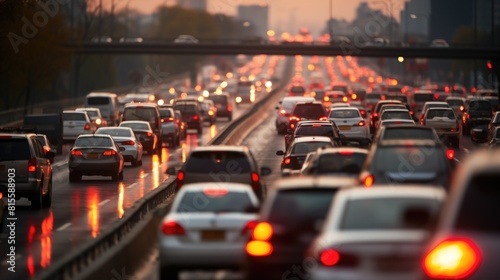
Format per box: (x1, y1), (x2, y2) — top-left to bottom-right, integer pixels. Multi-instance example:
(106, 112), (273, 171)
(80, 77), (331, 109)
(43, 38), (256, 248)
(429, 0), (473, 42)
(177, 0), (207, 11)
(237, 4), (269, 38)
(400, 0), (430, 42)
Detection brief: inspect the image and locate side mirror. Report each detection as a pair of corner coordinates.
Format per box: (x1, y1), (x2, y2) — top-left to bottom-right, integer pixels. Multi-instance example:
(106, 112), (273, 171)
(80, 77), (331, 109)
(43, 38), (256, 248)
(260, 167), (272, 176)
(45, 151), (55, 159)
(276, 150), (285, 156)
(119, 147), (126, 152)
(165, 167), (177, 175)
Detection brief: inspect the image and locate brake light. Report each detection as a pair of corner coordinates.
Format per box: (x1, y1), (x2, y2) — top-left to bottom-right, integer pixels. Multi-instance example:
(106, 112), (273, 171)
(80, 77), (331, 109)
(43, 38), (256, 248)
(320, 249), (341, 266)
(342, 96), (348, 102)
(412, 103), (417, 108)
(283, 158), (291, 165)
(203, 188), (229, 196)
(324, 96), (330, 101)
(289, 116), (300, 122)
(434, 93), (440, 100)
(444, 86), (450, 93)
(28, 157), (36, 173)
(446, 149), (455, 160)
(84, 123), (91, 130)
(459, 105), (464, 112)
(103, 150), (117, 156)
(360, 109), (366, 116)
(208, 110), (214, 116)
(121, 117), (125, 122)
(363, 174), (374, 188)
(193, 115), (199, 120)
(71, 150), (83, 156)
(356, 120), (365, 126)
(339, 150), (354, 155)
(252, 222), (273, 241)
(176, 170), (185, 189)
(319, 116), (328, 121)
(227, 105), (232, 111)
(423, 238), (481, 279)
(251, 172), (260, 190)
(241, 220), (258, 235)
(161, 220), (186, 235)
(147, 132), (152, 137)
(162, 117), (174, 123)
(121, 140), (135, 145)
(246, 240), (273, 256)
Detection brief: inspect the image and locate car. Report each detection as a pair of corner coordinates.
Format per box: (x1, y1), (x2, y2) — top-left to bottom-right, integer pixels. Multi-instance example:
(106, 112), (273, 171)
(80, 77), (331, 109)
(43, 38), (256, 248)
(207, 93), (232, 121)
(476, 89), (499, 111)
(119, 121), (158, 155)
(284, 121), (343, 150)
(289, 102), (328, 130)
(487, 111), (500, 141)
(275, 96), (315, 134)
(369, 100), (403, 133)
(159, 108), (180, 147)
(359, 139), (454, 189)
(328, 107), (370, 147)
(372, 125), (441, 145)
(36, 134), (55, 164)
(0, 129), (54, 208)
(288, 85), (306, 96)
(489, 127), (500, 147)
(95, 127), (143, 166)
(174, 34), (199, 44)
(85, 92), (120, 126)
(68, 134), (125, 182)
(310, 88), (325, 101)
(323, 90), (348, 108)
(166, 146), (271, 200)
(300, 147), (367, 177)
(307, 186), (445, 280)
(445, 96), (466, 118)
(462, 99), (493, 135)
(329, 102), (350, 110)
(413, 90), (435, 114)
(276, 136), (334, 172)
(471, 123), (490, 143)
(377, 109), (412, 130)
(62, 110), (96, 141)
(173, 101), (204, 134)
(419, 101), (450, 123)
(200, 99), (217, 125)
(244, 176), (356, 280)
(420, 149), (500, 279)
(379, 119), (416, 127)
(235, 80), (255, 105)
(365, 93), (383, 112)
(75, 107), (107, 128)
(422, 107), (460, 147)
(121, 103), (163, 153)
(174, 110), (187, 140)
(158, 183), (259, 279)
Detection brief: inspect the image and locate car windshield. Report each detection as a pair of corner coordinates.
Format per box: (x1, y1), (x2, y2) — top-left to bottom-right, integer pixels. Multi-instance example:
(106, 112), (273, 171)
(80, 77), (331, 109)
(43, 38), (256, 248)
(0, 139), (31, 161)
(120, 122), (150, 131)
(123, 108), (156, 122)
(176, 191), (252, 213)
(426, 109), (455, 120)
(292, 142), (332, 154)
(74, 137), (113, 147)
(329, 110), (360, 118)
(341, 198), (441, 230)
(96, 128), (132, 137)
(381, 111), (411, 120)
(296, 125), (333, 137)
(185, 151), (252, 173)
(160, 109), (173, 118)
(373, 146), (446, 173)
(293, 104), (325, 119)
(174, 104), (196, 114)
(315, 153), (366, 175)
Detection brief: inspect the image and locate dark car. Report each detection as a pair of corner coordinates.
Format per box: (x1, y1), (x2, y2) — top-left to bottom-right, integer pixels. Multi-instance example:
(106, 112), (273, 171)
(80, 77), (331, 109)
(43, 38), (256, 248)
(37, 134), (55, 163)
(174, 110), (187, 140)
(244, 177), (356, 279)
(173, 101), (204, 134)
(471, 124), (490, 143)
(487, 111), (500, 141)
(372, 125), (441, 145)
(23, 113), (63, 155)
(159, 108), (180, 147)
(207, 93), (232, 121)
(121, 103), (163, 153)
(277, 136), (334, 172)
(119, 121), (158, 154)
(300, 147), (367, 177)
(0, 129), (54, 209)
(200, 100), (217, 125)
(462, 99), (493, 135)
(68, 134), (124, 182)
(359, 139), (453, 189)
(288, 102), (328, 129)
(369, 100), (403, 133)
(289, 85), (306, 96)
(284, 120), (342, 150)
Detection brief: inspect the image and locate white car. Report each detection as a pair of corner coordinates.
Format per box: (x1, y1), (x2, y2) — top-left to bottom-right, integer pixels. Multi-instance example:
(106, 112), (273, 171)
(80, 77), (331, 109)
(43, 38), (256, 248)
(75, 107), (107, 128)
(328, 107), (370, 147)
(379, 119), (416, 127)
(377, 109), (413, 129)
(62, 110), (96, 140)
(95, 127), (143, 166)
(330, 102), (350, 110)
(307, 186), (445, 280)
(275, 96), (315, 134)
(158, 183), (260, 279)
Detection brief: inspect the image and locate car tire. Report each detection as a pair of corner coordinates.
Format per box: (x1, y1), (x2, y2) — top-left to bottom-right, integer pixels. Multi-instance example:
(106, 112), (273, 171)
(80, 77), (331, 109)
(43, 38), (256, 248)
(42, 178), (52, 208)
(31, 184), (43, 209)
(69, 172), (80, 182)
(160, 266), (179, 280)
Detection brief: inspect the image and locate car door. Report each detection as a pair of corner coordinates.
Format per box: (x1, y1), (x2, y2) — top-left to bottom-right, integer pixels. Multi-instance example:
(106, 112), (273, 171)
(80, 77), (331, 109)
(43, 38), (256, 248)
(31, 136), (51, 193)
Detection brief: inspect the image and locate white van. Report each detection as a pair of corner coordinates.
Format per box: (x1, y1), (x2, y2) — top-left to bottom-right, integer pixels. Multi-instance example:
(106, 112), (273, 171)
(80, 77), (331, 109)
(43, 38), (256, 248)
(85, 92), (119, 126)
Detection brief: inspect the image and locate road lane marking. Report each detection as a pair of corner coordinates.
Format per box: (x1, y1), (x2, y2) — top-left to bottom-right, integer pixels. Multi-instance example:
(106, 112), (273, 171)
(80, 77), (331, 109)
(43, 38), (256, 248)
(56, 223), (72, 231)
(99, 199), (110, 206)
(142, 173), (150, 178)
(127, 182), (138, 189)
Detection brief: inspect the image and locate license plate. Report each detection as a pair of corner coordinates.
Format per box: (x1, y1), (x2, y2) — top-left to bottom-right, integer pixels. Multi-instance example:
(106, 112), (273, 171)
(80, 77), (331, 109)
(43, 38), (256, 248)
(339, 126), (351, 131)
(86, 153), (99, 159)
(201, 230), (225, 241)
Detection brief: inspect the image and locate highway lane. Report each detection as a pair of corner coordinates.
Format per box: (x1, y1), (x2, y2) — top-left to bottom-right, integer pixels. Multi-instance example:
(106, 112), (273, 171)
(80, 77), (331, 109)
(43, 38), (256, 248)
(0, 55), (285, 280)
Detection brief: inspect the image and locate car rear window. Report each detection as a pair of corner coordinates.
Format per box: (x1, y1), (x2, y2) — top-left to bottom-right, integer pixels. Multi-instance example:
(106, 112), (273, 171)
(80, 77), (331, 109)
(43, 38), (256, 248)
(174, 104), (197, 114)
(0, 139), (31, 161)
(63, 112), (87, 121)
(383, 128), (435, 140)
(332, 85), (348, 93)
(296, 125), (333, 137)
(414, 94), (434, 102)
(454, 173), (500, 233)
(329, 110), (360, 119)
(386, 95), (408, 103)
(123, 107), (156, 122)
(291, 86), (305, 94)
(208, 95), (228, 105)
(382, 111), (412, 120)
(176, 191), (252, 213)
(373, 146), (446, 173)
(496, 129), (500, 138)
(293, 104), (326, 119)
(87, 97), (110, 105)
(185, 151), (252, 173)
(341, 198), (440, 230)
(366, 94), (382, 100)
(292, 142), (332, 154)
(96, 128), (132, 137)
(446, 100), (463, 107)
(74, 137), (113, 147)
(160, 109), (173, 118)
(120, 123), (150, 131)
(268, 189), (338, 232)
(426, 109), (455, 120)
(80, 110), (98, 118)
(316, 153), (366, 175)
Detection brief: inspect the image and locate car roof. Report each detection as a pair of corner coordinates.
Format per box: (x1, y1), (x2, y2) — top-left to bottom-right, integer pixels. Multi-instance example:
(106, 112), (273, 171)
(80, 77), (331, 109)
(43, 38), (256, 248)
(120, 120), (151, 125)
(445, 97), (465, 101)
(295, 101), (324, 105)
(297, 121), (332, 126)
(75, 107), (99, 111)
(293, 136), (333, 143)
(192, 145), (249, 153)
(124, 102), (157, 108)
(282, 96), (315, 102)
(316, 147), (368, 155)
(97, 126), (132, 130)
(336, 186), (445, 201)
(87, 92), (117, 97)
(381, 119), (415, 123)
(331, 107), (359, 111)
(271, 176), (358, 190)
(424, 101), (448, 105)
(76, 134), (113, 138)
(63, 110), (87, 114)
(426, 107), (453, 111)
(177, 182), (254, 193)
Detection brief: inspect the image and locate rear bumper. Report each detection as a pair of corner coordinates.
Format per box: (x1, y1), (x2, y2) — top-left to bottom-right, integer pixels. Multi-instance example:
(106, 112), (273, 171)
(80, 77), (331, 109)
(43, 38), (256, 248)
(0, 178), (40, 199)
(68, 161), (120, 175)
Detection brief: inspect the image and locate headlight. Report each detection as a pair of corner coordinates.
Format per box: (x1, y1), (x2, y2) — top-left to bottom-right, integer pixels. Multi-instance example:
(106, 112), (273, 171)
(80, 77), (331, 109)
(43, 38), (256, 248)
(157, 99), (164, 106)
(236, 97), (242, 103)
(95, 118), (102, 125)
(202, 90), (209, 97)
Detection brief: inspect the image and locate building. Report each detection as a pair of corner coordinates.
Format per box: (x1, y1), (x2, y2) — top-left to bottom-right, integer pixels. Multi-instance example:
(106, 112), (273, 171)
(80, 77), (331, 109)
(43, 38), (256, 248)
(177, 0), (207, 11)
(429, 0), (473, 42)
(400, 0), (430, 42)
(237, 4), (269, 38)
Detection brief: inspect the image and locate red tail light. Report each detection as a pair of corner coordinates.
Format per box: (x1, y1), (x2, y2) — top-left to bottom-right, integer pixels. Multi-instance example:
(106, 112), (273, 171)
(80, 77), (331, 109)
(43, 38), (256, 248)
(43, 147), (50, 153)
(446, 149), (455, 160)
(372, 112), (378, 118)
(227, 105), (232, 111)
(103, 150), (117, 156)
(444, 86), (450, 93)
(252, 222), (273, 241)
(360, 109), (366, 116)
(121, 117), (126, 122)
(251, 172), (259, 189)
(241, 220), (258, 235)
(320, 249), (341, 266)
(193, 115), (199, 120)
(146, 132), (152, 137)
(412, 103), (417, 108)
(283, 158), (291, 165)
(356, 120), (365, 126)
(71, 150), (83, 156)
(176, 170), (185, 189)
(363, 174), (374, 188)
(423, 238), (481, 279)
(434, 93), (440, 100)
(161, 220), (186, 235)
(246, 240), (273, 257)
(84, 123), (91, 130)
(289, 116), (300, 122)
(339, 150), (353, 155)
(28, 157), (36, 173)
(121, 140), (135, 145)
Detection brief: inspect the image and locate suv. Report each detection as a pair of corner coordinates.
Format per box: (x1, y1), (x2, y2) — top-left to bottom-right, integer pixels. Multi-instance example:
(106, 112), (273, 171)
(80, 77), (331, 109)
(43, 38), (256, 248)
(462, 99), (493, 135)
(422, 107), (460, 147)
(0, 129), (54, 209)
(421, 149), (500, 279)
(173, 101), (204, 134)
(166, 146), (271, 200)
(121, 103), (163, 152)
(288, 102), (328, 129)
(207, 94), (232, 121)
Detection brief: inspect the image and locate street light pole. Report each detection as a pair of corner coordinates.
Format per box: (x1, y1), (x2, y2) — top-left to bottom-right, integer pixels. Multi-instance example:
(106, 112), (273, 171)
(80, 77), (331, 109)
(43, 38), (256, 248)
(329, 0), (333, 40)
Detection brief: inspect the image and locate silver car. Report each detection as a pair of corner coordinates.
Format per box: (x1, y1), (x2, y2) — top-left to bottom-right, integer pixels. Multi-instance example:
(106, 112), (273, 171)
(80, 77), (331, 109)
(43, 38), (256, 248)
(95, 127), (143, 166)
(158, 183), (259, 279)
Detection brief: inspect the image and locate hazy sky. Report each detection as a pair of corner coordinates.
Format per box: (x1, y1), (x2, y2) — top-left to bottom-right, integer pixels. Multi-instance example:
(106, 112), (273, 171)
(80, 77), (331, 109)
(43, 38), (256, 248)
(109, 0), (405, 35)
